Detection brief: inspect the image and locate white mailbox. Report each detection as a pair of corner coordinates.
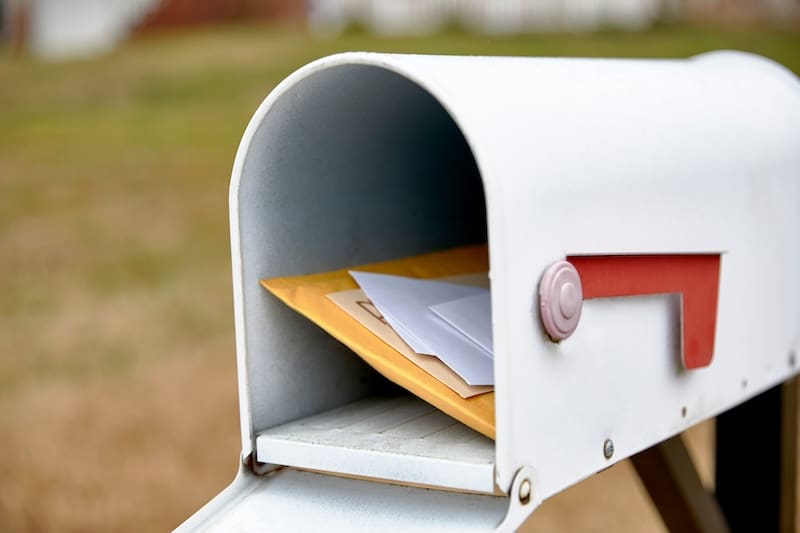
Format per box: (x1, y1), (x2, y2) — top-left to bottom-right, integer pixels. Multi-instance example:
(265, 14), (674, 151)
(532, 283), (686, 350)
(178, 51), (800, 531)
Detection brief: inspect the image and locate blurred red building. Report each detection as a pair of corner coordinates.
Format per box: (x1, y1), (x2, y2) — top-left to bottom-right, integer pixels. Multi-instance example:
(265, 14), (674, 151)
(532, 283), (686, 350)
(137, 0), (304, 30)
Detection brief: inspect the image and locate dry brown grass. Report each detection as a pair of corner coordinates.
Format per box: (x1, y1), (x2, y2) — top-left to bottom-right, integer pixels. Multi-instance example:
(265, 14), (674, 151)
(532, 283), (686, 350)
(0, 354), (240, 532)
(0, 22), (797, 532)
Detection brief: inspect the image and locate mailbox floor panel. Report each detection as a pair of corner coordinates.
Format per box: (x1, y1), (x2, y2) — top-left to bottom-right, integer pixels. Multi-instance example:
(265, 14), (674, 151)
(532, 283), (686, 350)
(256, 395), (496, 494)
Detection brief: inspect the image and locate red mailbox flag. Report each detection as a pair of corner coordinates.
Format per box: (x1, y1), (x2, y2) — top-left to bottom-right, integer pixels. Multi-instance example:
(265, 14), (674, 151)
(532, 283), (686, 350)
(567, 255), (721, 369)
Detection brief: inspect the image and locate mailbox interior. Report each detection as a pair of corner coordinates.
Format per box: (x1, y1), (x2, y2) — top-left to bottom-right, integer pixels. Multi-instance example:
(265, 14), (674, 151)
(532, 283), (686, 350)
(233, 63), (496, 492)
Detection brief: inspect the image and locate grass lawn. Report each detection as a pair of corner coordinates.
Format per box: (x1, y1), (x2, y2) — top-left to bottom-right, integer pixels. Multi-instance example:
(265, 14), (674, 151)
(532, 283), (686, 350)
(0, 22), (797, 531)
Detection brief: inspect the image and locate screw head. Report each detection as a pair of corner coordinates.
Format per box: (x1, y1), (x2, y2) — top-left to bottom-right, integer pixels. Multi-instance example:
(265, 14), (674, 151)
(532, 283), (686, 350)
(603, 439), (615, 460)
(519, 478), (532, 505)
(539, 261), (583, 341)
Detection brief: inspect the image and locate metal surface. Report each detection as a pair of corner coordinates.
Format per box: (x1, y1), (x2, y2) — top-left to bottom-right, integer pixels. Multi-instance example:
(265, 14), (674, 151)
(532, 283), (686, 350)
(230, 58), (486, 461)
(494, 466), (543, 532)
(603, 439), (615, 460)
(567, 254), (722, 369)
(518, 478), (532, 505)
(256, 395), (496, 493)
(177, 468), (507, 532)
(208, 50), (800, 528)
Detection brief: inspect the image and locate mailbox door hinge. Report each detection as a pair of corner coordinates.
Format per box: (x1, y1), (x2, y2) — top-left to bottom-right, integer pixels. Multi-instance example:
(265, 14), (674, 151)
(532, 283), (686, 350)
(495, 466), (541, 532)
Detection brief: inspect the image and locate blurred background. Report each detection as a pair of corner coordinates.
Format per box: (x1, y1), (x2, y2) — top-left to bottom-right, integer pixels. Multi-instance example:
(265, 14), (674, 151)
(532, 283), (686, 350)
(0, 1), (798, 531)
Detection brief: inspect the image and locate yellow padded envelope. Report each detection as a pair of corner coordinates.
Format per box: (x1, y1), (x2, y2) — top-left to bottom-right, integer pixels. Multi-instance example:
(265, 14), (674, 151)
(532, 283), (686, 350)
(261, 244), (496, 439)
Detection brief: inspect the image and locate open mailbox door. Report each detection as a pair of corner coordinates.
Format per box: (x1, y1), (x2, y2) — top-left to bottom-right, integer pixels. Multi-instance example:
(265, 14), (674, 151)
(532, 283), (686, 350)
(177, 52), (800, 531)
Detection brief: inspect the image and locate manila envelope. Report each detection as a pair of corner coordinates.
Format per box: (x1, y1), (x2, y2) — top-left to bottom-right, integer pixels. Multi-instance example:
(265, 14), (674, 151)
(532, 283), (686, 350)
(261, 244), (495, 439)
(327, 288), (492, 398)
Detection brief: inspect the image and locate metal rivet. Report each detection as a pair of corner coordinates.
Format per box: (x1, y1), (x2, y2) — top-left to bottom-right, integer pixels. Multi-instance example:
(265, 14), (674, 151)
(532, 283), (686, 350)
(603, 439), (614, 460)
(539, 260), (583, 341)
(681, 406), (687, 418)
(519, 479), (531, 505)
(742, 379), (748, 389)
(790, 351), (797, 368)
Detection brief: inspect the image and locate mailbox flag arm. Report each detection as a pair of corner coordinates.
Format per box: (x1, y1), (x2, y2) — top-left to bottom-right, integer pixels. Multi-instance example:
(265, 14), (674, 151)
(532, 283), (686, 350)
(566, 255), (722, 369)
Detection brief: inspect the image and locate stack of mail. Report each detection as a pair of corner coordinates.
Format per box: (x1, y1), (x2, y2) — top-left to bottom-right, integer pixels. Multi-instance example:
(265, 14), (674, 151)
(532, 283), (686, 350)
(346, 272), (493, 387)
(261, 244), (496, 439)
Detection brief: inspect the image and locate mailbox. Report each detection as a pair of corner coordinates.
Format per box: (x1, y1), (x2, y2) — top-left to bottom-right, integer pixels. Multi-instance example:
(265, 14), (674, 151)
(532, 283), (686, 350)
(177, 51), (800, 531)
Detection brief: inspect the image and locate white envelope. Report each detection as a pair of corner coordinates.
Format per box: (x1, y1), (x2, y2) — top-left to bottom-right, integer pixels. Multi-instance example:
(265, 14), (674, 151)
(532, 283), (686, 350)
(430, 292), (493, 354)
(350, 271), (494, 386)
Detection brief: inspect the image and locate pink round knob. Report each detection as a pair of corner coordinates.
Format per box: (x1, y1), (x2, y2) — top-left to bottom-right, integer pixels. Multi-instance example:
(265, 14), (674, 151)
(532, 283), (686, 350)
(539, 260), (583, 341)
